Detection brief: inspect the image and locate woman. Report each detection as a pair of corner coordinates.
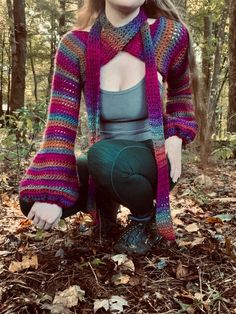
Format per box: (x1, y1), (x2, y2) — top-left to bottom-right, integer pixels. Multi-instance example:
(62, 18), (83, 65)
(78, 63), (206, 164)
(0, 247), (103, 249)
(19, 0), (199, 255)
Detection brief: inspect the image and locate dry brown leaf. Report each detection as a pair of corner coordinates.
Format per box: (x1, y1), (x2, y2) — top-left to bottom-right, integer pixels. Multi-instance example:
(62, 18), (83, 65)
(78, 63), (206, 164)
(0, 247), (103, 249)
(190, 237), (206, 247)
(194, 175), (213, 189)
(111, 273), (130, 286)
(187, 206), (204, 215)
(176, 260), (189, 279)
(128, 276), (140, 286)
(74, 213), (94, 234)
(120, 259), (135, 272)
(9, 254), (38, 273)
(53, 285), (85, 308)
(75, 213), (94, 225)
(185, 223), (199, 233)
(172, 208), (186, 218)
(19, 219), (32, 227)
(16, 219), (33, 233)
(205, 217), (223, 224)
(111, 254), (135, 272)
(173, 217), (184, 226)
(178, 240), (192, 247)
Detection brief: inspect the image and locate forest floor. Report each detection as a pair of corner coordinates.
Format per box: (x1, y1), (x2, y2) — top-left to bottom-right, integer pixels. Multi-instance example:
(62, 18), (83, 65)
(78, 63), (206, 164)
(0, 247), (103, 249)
(0, 156), (236, 314)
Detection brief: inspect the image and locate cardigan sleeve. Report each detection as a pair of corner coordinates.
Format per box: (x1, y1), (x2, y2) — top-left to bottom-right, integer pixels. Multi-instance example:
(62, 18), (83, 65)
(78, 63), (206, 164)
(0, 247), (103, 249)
(163, 25), (198, 145)
(19, 31), (82, 208)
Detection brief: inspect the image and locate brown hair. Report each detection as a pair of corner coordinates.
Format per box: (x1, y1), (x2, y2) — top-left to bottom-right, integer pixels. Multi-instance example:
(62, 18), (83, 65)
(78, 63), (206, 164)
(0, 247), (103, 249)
(75, 0), (200, 111)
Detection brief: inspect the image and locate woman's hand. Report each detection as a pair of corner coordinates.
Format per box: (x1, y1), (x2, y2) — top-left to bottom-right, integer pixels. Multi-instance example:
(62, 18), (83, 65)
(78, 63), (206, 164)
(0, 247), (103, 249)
(165, 135), (182, 183)
(27, 202), (62, 230)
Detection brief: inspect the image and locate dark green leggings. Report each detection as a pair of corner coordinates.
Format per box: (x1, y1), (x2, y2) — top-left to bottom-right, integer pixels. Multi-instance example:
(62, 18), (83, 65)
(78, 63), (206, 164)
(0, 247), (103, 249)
(19, 139), (177, 219)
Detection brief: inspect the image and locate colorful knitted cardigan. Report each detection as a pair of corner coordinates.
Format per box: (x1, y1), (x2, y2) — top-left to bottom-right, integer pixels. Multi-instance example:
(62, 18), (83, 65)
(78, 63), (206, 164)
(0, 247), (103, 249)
(19, 7), (198, 241)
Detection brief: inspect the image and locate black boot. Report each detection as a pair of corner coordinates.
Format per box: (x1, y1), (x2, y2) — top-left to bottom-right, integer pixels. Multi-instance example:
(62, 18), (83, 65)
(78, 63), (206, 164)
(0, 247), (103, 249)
(113, 212), (162, 255)
(100, 205), (120, 236)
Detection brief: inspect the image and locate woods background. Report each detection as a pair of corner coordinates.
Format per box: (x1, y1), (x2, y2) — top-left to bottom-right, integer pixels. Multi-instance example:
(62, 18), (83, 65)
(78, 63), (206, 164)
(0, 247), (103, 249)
(0, 0), (236, 187)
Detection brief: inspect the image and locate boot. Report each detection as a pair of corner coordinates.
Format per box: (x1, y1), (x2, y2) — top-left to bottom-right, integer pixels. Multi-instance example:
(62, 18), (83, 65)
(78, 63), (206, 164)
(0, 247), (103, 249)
(113, 212), (162, 255)
(95, 184), (120, 236)
(99, 203), (120, 236)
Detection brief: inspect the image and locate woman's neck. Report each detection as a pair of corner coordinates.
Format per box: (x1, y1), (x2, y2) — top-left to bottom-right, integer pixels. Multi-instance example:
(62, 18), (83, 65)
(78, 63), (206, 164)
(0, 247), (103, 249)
(105, 3), (140, 27)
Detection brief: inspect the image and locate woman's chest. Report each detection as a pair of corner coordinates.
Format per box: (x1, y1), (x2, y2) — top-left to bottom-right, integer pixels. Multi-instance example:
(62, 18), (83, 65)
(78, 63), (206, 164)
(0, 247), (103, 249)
(100, 51), (163, 92)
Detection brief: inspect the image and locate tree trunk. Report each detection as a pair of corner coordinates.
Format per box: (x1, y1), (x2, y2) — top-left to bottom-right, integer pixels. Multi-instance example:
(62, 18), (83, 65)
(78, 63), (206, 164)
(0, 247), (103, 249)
(28, 38), (38, 102)
(228, 0), (236, 133)
(198, 15), (212, 164)
(202, 16), (212, 104)
(59, 0), (66, 36)
(7, 0), (27, 112)
(210, 0), (229, 135)
(0, 31), (6, 116)
(46, 5), (57, 100)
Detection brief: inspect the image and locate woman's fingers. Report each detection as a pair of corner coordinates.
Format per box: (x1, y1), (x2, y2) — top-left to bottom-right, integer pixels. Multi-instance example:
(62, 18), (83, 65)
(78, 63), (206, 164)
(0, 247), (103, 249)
(37, 219), (47, 229)
(44, 222), (53, 230)
(168, 155), (181, 183)
(173, 169), (180, 182)
(170, 161), (174, 178)
(43, 217), (61, 230)
(51, 217), (61, 229)
(33, 215), (40, 225)
(27, 208), (35, 220)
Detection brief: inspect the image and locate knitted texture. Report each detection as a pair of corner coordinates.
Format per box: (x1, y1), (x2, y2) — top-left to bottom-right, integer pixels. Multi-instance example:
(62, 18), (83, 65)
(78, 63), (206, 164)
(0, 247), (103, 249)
(19, 7), (198, 241)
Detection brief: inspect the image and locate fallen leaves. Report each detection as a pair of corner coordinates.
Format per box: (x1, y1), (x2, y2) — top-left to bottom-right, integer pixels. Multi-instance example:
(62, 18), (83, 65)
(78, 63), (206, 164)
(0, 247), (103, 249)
(178, 237), (206, 248)
(111, 273), (130, 286)
(53, 285), (85, 307)
(111, 254), (135, 272)
(0, 158), (235, 313)
(74, 213), (94, 234)
(9, 254), (38, 273)
(185, 223), (199, 233)
(94, 295), (128, 313)
(205, 216), (223, 224)
(194, 175), (213, 189)
(110, 254), (135, 286)
(176, 260), (189, 279)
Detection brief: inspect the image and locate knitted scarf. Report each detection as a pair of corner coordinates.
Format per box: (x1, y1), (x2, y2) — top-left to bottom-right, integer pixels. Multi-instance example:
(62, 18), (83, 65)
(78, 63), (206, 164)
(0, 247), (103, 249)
(84, 7), (175, 241)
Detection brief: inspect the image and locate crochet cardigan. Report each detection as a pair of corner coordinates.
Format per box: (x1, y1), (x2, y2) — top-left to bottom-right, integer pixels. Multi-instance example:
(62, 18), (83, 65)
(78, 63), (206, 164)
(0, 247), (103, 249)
(19, 13), (198, 239)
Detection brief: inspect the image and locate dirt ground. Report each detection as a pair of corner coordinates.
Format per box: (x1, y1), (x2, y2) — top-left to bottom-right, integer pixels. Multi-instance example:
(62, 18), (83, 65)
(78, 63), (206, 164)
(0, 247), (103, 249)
(0, 157), (236, 314)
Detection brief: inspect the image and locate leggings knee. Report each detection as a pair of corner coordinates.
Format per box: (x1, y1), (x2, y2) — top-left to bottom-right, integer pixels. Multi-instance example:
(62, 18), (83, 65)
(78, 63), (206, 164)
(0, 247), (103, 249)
(87, 141), (113, 181)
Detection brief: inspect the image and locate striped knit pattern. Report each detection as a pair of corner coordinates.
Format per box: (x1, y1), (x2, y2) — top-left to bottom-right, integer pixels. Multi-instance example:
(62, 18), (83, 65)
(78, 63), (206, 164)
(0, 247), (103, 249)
(19, 7), (198, 241)
(19, 32), (82, 208)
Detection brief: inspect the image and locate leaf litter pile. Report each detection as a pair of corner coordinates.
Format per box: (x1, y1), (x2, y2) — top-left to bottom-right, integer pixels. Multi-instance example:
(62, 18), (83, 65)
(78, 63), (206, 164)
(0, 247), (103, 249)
(0, 158), (236, 314)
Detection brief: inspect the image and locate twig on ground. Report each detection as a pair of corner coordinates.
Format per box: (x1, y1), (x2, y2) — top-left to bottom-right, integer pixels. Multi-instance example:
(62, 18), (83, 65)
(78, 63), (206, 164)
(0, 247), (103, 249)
(88, 261), (99, 285)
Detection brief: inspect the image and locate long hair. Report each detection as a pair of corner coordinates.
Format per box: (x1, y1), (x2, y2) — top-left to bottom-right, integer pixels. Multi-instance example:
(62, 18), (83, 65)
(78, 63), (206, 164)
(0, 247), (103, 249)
(75, 0), (200, 111)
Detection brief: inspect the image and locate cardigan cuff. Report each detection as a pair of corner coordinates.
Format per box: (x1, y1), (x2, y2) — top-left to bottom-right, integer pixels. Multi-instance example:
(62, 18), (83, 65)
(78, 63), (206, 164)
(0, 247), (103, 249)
(163, 114), (198, 145)
(19, 151), (80, 209)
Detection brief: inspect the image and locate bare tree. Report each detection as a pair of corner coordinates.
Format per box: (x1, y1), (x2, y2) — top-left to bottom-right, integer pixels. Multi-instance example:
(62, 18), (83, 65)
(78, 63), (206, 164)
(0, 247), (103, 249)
(7, 0), (27, 112)
(0, 31), (6, 116)
(228, 0), (236, 133)
(59, 0), (67, 36)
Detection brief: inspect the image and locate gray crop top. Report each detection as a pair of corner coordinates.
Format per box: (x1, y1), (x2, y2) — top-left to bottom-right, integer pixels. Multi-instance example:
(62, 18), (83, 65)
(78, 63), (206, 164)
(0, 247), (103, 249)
(99, 77), (163, 141)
